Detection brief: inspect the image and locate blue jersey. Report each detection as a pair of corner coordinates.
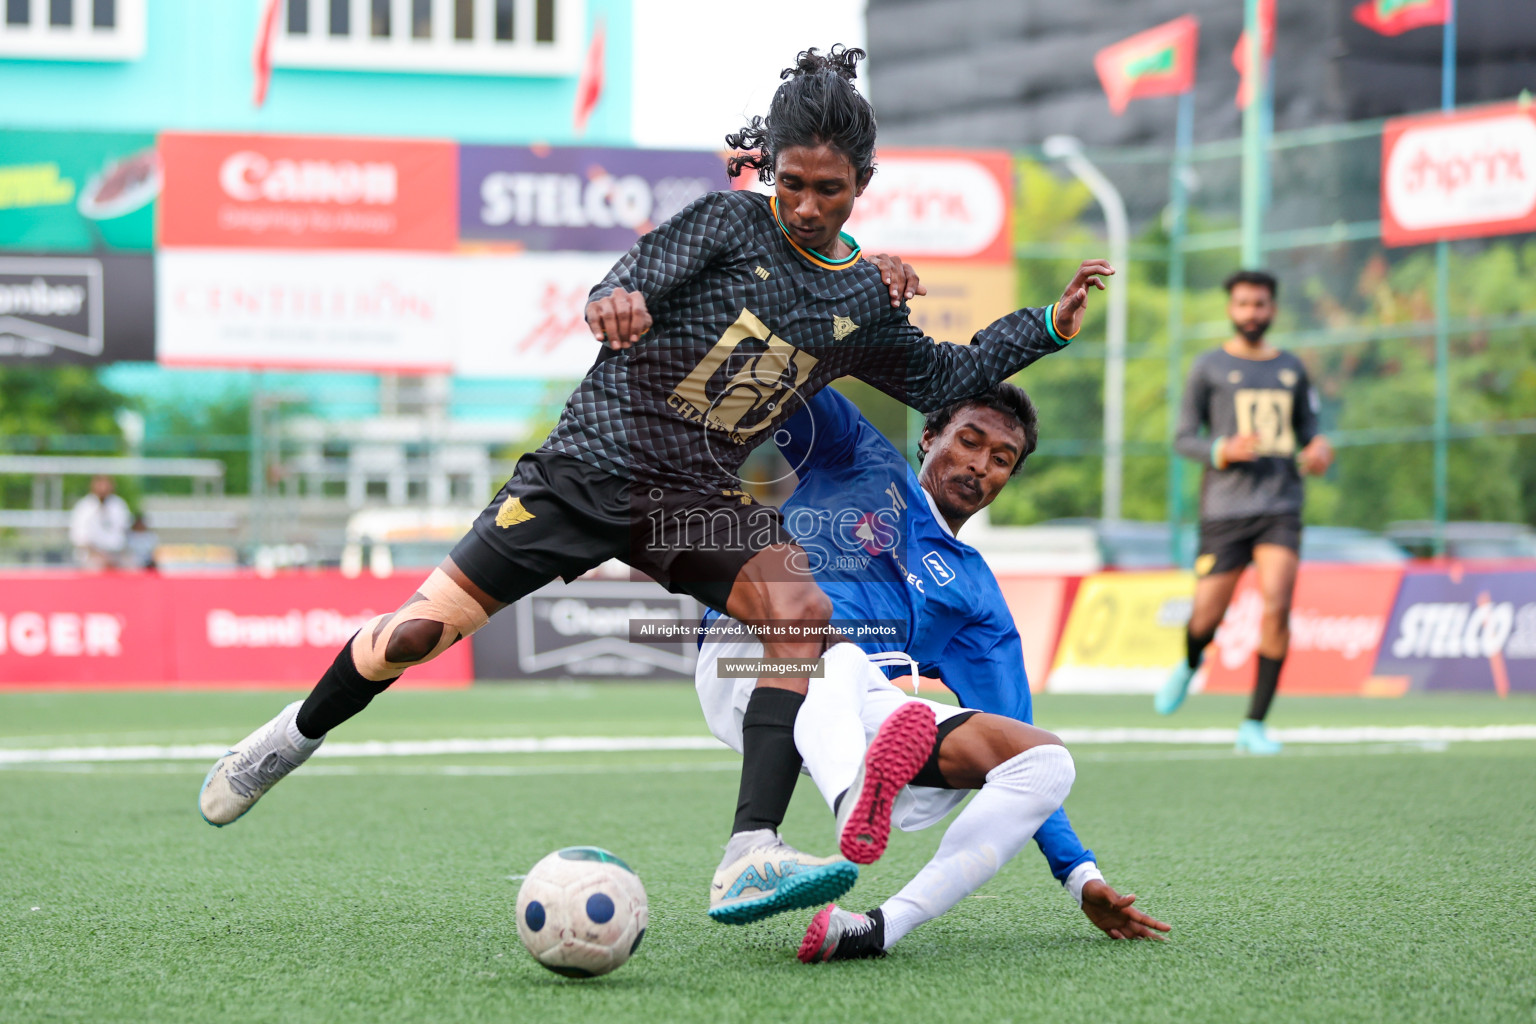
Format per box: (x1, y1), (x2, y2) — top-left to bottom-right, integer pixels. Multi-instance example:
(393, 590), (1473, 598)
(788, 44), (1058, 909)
(776, 388), (1093, 881)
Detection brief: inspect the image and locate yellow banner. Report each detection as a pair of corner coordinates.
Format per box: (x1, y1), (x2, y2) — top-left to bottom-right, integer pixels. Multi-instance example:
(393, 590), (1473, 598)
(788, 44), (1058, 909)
(1048, 571), (1194, 693)
(906, 262), (1016, 345)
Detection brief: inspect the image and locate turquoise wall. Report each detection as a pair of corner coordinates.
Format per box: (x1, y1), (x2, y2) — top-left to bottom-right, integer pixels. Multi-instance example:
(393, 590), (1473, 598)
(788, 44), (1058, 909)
(0, 0), (631, 143)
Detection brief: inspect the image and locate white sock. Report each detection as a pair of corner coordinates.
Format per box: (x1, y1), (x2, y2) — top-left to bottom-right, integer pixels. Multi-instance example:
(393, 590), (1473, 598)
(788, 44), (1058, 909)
(880, 744), (1076, 949)
(282, 701), (323, 752)
(794, 643), (871, 814)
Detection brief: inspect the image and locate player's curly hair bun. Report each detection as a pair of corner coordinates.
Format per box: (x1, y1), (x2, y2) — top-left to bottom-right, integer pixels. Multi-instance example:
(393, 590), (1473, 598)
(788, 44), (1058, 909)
(726, 45), (877, 185)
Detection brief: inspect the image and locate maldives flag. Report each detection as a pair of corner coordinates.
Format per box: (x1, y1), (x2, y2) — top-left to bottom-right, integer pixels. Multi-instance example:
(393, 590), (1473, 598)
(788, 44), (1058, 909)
(1232, 0), (1276, 109)
(1352, 0), (1449, 36)
(251, 0), (281, 108)
(572, 20), (606, 136)
(1094, 15), (1200, 115)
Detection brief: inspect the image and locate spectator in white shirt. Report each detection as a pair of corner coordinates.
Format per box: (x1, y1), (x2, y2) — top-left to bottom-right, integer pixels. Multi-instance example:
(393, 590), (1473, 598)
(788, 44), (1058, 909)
(69, 475), (131, 570)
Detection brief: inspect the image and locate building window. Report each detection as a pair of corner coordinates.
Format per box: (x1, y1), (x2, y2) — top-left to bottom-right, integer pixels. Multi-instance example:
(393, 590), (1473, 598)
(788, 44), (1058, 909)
(0, 0), (143, 59)
(272, 0), (584, 76)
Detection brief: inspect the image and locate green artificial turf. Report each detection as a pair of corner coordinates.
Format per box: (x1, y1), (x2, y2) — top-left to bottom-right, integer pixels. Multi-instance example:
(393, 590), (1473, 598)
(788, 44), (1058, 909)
(3, 687), (1534, 1023)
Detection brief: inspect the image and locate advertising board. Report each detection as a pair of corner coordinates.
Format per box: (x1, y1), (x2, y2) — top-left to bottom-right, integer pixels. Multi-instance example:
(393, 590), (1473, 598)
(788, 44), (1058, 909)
(0, 130), (159, 252)
(1047, 570), (1193, 693)
(459, 145), (728, 251)
(159, 132), (457, 251)
(0, 253), (155, 364)
(471, 581), (700, 681)
(0, 573), (471, 687)
(1371, 568), (1536, 695)
(1381, 103), (1536, 247)
(1203, 565), (1404, 697)
(842, 149), (1013, 263)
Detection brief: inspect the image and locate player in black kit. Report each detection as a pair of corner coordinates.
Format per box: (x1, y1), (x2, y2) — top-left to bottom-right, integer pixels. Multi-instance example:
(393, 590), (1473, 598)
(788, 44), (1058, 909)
(1157, 270), (1333, 753)
(199, 45), (1114, 925)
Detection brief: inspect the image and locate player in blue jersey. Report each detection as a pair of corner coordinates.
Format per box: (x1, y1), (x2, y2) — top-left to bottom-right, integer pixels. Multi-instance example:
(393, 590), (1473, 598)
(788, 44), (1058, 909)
(696, 385), (1170, 958)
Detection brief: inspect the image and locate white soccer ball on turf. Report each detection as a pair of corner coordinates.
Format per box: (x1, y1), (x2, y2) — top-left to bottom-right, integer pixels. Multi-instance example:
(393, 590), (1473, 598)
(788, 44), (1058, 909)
(516, 846), (649, 978)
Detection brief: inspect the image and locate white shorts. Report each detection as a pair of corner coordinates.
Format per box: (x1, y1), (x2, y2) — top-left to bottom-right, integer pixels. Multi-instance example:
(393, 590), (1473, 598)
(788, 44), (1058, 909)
(695, 619), (972, 832)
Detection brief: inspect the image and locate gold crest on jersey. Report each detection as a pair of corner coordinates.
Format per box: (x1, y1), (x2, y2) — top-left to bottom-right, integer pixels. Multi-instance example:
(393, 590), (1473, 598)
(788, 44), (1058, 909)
(1279, 368), (1298, 387)
(495, 496), (536, 528)
(832, 315), (859, 340)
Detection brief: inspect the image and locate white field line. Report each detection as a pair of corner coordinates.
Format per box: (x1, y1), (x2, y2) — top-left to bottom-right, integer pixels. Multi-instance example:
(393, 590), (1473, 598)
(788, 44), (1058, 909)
(0, 743), (1469, 776)
(0, 725), (1533, 766)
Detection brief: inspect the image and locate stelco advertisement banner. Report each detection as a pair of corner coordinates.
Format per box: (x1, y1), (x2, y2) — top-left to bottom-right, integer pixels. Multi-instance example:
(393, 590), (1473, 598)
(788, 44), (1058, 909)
(1381, 103), (1536, 247)
(459, 145), (728, 251)
(0, 573), (470, 687)
(1370, 568), (1536, 696)
(0, 252), (155, 364)
(0, 130), (160, 252)
(158, 132), (458, 251)
(1203, 565), (1405, 697)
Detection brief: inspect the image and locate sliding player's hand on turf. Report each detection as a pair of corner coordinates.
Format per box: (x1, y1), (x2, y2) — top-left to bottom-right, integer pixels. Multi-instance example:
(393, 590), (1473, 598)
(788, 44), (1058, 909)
(1080, 880), (1171, 941)
(1052, 259), (1115, 339)
(1297, 435), (1333, 476)
(586, 288), (653, 350)
(867, 253), (927, 308)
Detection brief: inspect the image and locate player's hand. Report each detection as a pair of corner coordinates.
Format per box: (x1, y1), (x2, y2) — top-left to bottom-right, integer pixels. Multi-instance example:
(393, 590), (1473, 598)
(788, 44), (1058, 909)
(585, 288), (653, 350)
(867, 252), (927, 308)
(1297, 435), (1333, 476)
(1053, 260), (1115, 338)
(1221, 434), (1261, 464)
(1080, 880), (1171, 941)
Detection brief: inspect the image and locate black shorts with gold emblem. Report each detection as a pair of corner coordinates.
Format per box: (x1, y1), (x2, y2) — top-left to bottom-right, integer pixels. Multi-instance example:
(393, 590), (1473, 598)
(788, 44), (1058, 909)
(1193, 512), (1302, 577)
(449, 450), (794, 612)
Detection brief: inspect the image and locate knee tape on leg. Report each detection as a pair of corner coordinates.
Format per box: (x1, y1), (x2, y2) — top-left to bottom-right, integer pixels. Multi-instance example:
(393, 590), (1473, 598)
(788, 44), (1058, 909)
(350, 569), (491, 682)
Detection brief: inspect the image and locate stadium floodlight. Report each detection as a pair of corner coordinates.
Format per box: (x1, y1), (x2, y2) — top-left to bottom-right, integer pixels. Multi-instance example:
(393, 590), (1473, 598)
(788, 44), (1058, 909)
(1043, 135), (1129, 523)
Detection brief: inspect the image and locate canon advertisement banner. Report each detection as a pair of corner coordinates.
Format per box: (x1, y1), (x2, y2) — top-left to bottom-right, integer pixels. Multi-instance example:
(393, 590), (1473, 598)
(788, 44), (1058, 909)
(0, 572), (470, 687)
(841, 149), (1013, 263)
(1381, 104), (1536, 247)
(1203, 565), (1405, 697)
(159, 132), (458, 251)
(472, 581), (700, 681)
(0, 253), (154, 364)
(459, 145), (728, 251)
(1371, 568), (1536, 696)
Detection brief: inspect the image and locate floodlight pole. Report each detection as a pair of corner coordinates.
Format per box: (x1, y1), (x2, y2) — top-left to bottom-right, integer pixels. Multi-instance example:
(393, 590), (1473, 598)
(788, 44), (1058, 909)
(1240, 0), (1266, 268)
(1044, 135), (1129, 522)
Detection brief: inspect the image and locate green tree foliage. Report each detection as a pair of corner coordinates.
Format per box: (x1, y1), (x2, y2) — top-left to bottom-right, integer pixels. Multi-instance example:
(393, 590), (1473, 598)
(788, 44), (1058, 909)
(988, 160), (1536, 531)
(0, 366), (129, 508)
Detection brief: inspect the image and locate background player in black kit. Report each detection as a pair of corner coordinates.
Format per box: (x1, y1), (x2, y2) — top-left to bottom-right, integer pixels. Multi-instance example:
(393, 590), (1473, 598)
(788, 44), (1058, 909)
(1157, 270), (1333, 754)
(199, 45), (1114, 925)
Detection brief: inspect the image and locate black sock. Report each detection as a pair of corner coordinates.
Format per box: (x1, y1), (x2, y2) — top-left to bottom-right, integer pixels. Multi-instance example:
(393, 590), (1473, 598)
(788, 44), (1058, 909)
(731, 687), (806, 835)
(1187, 626), (1217, 670)
(294, 638), (398, 739)
(1248, 655), (1283, 721)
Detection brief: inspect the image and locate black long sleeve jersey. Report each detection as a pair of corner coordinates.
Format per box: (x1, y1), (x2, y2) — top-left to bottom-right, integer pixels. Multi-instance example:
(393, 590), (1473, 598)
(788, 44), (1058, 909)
(1174, 347), (1320, 521)
(538, 189), (1071, 493)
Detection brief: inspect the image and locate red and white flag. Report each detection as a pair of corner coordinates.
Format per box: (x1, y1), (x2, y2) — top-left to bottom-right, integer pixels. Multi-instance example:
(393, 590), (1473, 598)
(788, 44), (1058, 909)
(252, 0), (281, 108)
(1232, 0), (1276, 109)
(1352, 0), (1450, 37)
(572, 20), (606, 136)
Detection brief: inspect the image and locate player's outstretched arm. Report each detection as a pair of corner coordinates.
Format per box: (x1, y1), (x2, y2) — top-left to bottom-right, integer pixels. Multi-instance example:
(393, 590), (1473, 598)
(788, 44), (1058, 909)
(1050, 259), (1114, 340)
(851, 258), (1113, 413)
(1080, 880), (1171, 941)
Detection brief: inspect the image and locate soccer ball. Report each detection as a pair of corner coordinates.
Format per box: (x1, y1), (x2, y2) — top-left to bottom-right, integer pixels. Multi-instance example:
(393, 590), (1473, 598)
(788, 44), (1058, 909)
(515, 846), (649, 978)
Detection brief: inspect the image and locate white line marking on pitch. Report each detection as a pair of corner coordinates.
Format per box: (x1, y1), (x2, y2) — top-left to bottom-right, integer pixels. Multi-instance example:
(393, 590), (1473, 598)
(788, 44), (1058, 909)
(0, 726), (1532, 766)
